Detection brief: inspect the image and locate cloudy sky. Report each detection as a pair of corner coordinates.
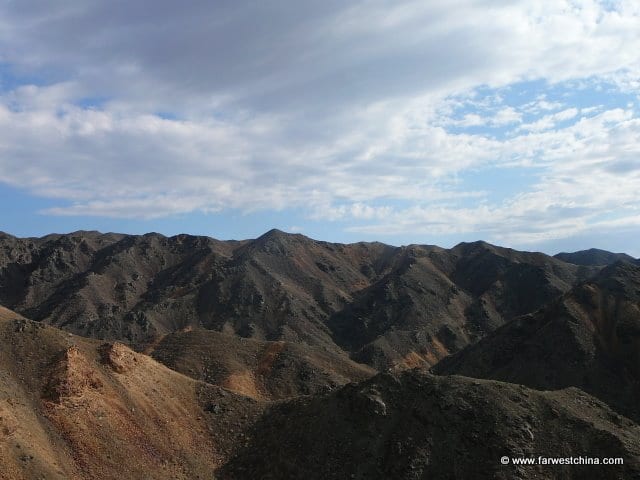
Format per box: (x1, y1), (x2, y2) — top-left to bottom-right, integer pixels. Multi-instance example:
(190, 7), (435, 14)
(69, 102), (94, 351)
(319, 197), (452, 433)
(1, 0), (639, 255)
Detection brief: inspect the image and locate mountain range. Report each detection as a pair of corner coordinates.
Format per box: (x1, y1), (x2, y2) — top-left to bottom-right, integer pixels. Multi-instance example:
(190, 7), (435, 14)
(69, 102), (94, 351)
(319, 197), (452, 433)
(0, 229), (638, 479)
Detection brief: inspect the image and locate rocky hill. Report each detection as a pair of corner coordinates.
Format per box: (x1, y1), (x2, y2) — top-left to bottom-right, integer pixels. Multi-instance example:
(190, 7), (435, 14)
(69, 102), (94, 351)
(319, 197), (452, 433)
(3, 307), (639, 479)
(433, 261), (640, 422)
(219, 370), (640, 480)
(0, 230), (599, 369)
(1, 229), (639, 479)
(0, 306), (264, 480)
(554, 248), (636, 266)
(148, 329), (374, 400)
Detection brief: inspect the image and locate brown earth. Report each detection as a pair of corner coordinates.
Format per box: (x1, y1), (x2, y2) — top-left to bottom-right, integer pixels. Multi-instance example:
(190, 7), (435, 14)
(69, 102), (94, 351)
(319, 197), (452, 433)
(0, 307), (264, 480)
(148, 328), (374, 400)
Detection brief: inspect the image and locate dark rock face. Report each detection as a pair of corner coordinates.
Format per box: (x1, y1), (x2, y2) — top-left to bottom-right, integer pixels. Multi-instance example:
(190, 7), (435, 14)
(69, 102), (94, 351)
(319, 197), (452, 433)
(433, 262), (640, 422)
(218, 371), (640, 480)
(0, 230), (600, 368)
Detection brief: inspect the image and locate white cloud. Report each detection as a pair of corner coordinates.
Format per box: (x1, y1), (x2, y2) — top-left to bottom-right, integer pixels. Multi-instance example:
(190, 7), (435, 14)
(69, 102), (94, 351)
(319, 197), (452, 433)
(2, 1), (640, 113)
(344, 107), (640, 243)
(493, 107), (523, 126)
(457, 113), (485, 127)
(443, 107), (522, 128)
(518, 107), (579, 132)
(522, 98), (566, 113)
(0, 1), (639, 246)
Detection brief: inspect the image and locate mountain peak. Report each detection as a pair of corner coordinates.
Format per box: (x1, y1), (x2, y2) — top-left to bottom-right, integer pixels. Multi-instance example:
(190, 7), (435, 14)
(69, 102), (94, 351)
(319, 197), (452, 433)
(259, 228), (290, 239)
(554, 248), (636, 266)
(253, 228), (309, 246)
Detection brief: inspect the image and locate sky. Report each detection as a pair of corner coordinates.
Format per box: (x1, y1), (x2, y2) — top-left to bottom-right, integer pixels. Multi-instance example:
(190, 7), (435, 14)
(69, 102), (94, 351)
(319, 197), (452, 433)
(0, 0), (639, 256)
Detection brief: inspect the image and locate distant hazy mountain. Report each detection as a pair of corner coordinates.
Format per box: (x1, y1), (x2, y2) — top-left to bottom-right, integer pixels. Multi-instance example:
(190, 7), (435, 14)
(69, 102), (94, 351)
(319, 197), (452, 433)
(554, 247), (636, 266)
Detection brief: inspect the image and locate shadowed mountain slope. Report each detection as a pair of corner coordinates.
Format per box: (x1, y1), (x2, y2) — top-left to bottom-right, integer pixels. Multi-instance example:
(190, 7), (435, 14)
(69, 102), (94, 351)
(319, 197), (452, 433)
(0, 231), (602, 369)
(433, 261), (640, 422)
(219, 370), (640, 480)
(329, 241), (598, 368)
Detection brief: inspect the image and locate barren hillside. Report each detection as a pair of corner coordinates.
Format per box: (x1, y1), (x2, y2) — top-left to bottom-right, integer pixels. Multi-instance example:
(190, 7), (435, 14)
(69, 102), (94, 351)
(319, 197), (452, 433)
(0, 231), (601, 369)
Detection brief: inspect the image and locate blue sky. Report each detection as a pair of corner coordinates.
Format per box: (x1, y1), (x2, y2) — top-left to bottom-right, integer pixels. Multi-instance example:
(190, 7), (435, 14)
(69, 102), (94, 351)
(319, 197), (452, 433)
(1, 1), (639, 256)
